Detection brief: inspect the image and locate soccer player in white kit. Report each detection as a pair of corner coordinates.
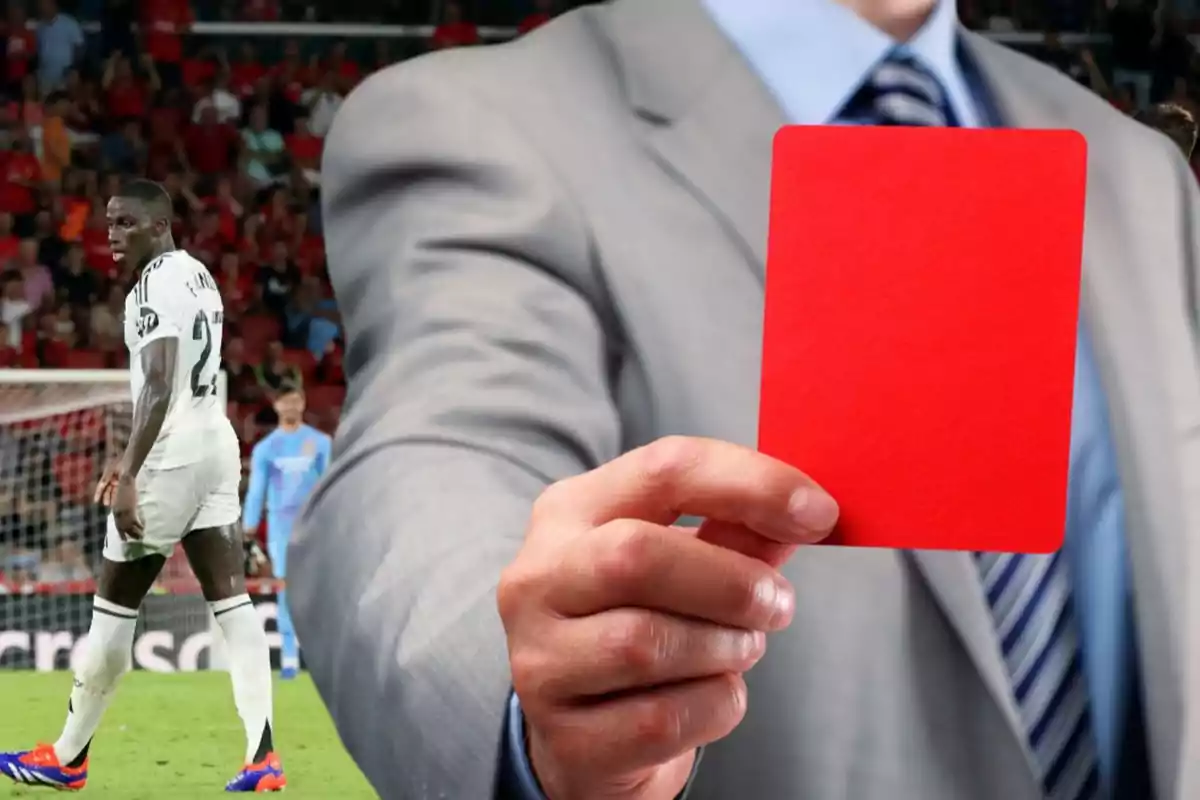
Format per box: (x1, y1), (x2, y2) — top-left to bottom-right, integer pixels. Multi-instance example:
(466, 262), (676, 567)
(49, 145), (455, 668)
(0, 180), (286, 793)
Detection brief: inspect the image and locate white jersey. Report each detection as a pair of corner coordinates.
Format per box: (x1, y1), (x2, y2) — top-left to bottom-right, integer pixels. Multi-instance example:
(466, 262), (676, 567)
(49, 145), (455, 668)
(123, 249), (231, 469)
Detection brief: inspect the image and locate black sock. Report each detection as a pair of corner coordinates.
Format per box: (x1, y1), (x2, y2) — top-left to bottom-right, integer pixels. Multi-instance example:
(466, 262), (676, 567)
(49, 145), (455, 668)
(66, 739), (91, 768)
(252, 721), (274, 763)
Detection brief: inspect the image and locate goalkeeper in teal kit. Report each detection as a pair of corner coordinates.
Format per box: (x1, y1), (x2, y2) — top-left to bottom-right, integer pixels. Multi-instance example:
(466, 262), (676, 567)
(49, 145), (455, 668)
(242, 381), (331, 678)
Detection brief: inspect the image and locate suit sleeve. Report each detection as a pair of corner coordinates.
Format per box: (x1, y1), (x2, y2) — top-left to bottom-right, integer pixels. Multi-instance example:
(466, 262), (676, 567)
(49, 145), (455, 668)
(287, 57), (622, 800)
(242, 442), (269, 531)
(1178, 145), (1200, 350)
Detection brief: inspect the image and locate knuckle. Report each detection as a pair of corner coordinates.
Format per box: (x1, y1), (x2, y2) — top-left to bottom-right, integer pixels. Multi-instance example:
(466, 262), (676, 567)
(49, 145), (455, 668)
(496, 561), (546, 624)
(605, 612), (666, 673)
(537, 720), (589, 770)
(508, 645), (551, 700)
(594, 520), (656, 585)
(633, 695), (684, 749)
(637, 435), (701, 487)
(530, 477), (576, 524)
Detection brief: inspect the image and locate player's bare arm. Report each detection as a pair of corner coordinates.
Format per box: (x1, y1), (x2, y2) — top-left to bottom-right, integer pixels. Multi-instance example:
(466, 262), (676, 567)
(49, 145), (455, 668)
(110, 339), (180, 540)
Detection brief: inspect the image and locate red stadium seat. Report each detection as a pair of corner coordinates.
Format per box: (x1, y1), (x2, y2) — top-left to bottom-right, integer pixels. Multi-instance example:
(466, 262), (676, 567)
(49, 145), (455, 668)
(239, 316), (282, 353)
(52, 452), (96, 504)
(40, 340), (71, 368)
(64, 349), (108, 369)
(284, 348), (317, 383)
(305, 384), (346, 415)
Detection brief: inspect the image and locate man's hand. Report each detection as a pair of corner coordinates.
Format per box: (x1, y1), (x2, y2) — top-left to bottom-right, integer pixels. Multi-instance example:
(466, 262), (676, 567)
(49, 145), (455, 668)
(93, 458), (123, 507)
(111, 475), (143, 541)
(497, 437), (839, 800)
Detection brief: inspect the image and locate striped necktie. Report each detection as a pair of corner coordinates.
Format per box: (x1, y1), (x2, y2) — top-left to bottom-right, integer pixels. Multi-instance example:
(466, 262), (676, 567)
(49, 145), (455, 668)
(840, 52), (1101, 800)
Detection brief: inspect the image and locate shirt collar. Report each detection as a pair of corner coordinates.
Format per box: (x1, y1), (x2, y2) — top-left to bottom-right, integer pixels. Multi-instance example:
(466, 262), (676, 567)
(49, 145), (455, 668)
(701, 0), (978, 127)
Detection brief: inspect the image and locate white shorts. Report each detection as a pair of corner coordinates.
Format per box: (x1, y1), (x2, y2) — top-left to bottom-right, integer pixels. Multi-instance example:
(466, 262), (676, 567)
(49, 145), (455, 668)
(102, 431), (241, 562)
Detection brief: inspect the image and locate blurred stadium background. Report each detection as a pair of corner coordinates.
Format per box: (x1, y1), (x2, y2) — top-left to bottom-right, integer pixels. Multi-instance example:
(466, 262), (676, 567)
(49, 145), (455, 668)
(0, 0), (1194, 795)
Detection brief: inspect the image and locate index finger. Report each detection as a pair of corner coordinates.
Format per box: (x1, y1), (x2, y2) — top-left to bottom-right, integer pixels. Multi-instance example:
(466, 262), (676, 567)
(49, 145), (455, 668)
(535, 437), (838, 545)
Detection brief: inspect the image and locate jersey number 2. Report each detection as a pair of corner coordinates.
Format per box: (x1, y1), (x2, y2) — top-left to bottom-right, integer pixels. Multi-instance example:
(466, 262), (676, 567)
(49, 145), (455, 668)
(191, 312), (219, 398)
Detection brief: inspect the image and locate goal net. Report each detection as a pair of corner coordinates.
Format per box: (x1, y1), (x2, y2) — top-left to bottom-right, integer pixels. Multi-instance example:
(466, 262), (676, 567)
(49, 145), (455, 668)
(0, 369), (285, 673)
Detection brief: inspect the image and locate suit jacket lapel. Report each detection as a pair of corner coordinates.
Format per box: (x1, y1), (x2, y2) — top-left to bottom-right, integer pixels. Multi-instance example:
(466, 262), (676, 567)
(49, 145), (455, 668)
(606, 0), (779, 284)
(962, 31), (1189, 796)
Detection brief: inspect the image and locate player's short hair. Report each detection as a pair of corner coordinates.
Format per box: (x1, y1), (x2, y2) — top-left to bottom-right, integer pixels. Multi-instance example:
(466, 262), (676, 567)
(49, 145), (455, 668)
(117, 178), (173, 222)
(1133, 103), (1198, 157)
(275, 379), (304, 398)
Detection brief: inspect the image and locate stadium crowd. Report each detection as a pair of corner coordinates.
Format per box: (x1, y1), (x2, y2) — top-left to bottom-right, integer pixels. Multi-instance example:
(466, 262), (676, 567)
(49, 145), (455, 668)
(0, 0), (1197, 585)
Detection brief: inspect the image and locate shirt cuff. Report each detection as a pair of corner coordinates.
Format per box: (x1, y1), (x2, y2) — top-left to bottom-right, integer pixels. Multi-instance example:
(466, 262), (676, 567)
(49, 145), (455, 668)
(498, 691), (703, 800)
(499, 691), (547, 800)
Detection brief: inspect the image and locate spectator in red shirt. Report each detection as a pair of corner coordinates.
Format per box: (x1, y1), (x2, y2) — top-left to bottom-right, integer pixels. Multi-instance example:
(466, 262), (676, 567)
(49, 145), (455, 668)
(183, 104), (240, 175)
(217, 249), (255, 313)
(181, 47), (217, 91)
(187, 207), (226, 266)
(518, 0), (555, 34)
(321, 41), (360, 83)
(261, 187), (295, 240)
(102, 52), (159, 120)
(230, 42), (265, 98)
(0, 131), (41, 224)
(80, 202), (113, 272)
(4, 4), (36, 87)
(285, 115), (322, 177)
(140, 0), (192, 88)
(238, 213), (265, 267)
(431, 1), (479, 50)
(206, 175), (244, 242)
(272, 40), (310, 102)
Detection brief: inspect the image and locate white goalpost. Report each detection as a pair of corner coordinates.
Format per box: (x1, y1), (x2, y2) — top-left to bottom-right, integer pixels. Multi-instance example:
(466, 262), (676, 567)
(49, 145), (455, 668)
(0, 369), (282, 673)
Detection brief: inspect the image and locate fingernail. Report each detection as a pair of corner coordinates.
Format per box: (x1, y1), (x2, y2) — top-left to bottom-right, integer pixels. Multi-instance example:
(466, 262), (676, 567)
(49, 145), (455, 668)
(788, 488), (839, 534)
(746, 631), (767, 662)
(754, 575), (794, 627)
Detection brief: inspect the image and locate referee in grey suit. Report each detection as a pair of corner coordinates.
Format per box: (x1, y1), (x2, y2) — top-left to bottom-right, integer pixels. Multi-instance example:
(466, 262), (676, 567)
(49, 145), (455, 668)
(289, 0), (1200, 798)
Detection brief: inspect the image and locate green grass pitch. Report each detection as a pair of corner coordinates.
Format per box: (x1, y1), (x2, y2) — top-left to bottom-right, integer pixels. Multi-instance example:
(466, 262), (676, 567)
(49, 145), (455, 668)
(0, 672), (378, 798)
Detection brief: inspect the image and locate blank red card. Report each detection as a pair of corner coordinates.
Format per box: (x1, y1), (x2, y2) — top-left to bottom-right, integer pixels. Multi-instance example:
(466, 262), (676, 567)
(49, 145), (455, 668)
(759, 126), (1087, 553)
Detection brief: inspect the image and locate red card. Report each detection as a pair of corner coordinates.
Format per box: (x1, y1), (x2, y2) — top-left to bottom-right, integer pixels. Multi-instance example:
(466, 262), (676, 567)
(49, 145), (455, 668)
(759, 126), (1087, 553)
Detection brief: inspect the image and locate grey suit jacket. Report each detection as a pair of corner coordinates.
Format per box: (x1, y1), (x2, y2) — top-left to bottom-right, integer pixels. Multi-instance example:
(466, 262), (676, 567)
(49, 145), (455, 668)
(289, 1), (1200, 797)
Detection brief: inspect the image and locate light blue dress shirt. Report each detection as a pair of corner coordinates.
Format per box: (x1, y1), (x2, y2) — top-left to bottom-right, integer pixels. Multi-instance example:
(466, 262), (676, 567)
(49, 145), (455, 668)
(501, 2), (1136, 796)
